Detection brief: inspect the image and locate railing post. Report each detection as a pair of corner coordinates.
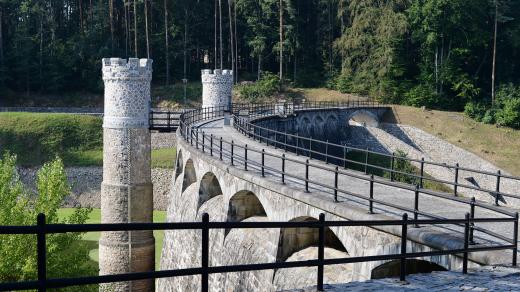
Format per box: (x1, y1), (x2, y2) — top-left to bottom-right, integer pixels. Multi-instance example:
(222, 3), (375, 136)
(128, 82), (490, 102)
(282, 154), (286, 184)
(334, 166), (339, 202)
(495, 170), (501, 206)
(454, 163), (459, 196)
(325, 140), (329, 164)
(513, 212), (518, 266)
(261, 149), (265, 177)
(202, 132), (205, 153)
(414, 185), (420, 228)
(390, 153), (395, 182)
(364, 148), (369, 174)
(343, 146), (347, 169)
(305, 160), (310, 192)
(420, 158), (425, 188)
(469, 197), (475, 245)
(210, 134), (213, 157)
(463, 213), (470, 274)
(369, 175), (374, 214)
(309, 138), (312, 159)
(201, 213), (209, 292)
(190, 127), (193, 146)
(244, 144), (248, 171)
(219, 137), (223, 160)
(317, 213), (325, 291)
(400, 213), (408, 282)
(196, 129), (199, 149)
(37, 213), (47, 292)
(284, 132), (287, 152)
(231, 140), (235, 166)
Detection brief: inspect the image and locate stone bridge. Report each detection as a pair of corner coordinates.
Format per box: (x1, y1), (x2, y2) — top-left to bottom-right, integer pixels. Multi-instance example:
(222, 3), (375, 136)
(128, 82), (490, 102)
(157, 106), (515, 292)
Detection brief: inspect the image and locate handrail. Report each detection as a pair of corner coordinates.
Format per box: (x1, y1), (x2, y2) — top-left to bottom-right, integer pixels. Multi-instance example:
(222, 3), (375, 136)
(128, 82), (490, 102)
(0, 212), (516, 291)
(230, 103), (520, 207)
(179, 104), (520, 251)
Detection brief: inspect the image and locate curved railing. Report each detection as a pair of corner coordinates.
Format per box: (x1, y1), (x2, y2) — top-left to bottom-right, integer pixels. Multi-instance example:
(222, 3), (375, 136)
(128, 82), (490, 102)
(178, 103), (519, 250)
(232, 103), (520, 207)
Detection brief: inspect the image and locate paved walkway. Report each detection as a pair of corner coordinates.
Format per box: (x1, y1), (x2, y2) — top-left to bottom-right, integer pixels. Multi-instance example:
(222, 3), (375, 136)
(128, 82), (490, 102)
(283, 266), (520, 291)
(193, 118), (518, 263)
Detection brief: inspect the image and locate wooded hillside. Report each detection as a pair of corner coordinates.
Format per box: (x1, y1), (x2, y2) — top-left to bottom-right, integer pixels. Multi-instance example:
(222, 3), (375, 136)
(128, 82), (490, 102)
(1, 0), (520, 112)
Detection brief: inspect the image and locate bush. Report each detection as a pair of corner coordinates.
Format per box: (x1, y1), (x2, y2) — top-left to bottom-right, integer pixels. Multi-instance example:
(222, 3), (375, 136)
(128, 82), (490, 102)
(0, 113), (102, 166)
(496, 97), (520, 128)
(0, 153), (95, 287)
(464, 101), (487, 122)
(236, 72), (280, 101)
(403, 84), (439, 108)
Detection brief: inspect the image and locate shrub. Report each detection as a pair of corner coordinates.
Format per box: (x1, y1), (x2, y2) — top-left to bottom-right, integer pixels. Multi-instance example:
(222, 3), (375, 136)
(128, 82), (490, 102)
(0, 153), (95, 288)
(495, 98), (520, 128)
(403, 84), (439, 108)
(236, 72), (280, 101)
(0, 113), (102, 166)
(464, 101), (487, 122)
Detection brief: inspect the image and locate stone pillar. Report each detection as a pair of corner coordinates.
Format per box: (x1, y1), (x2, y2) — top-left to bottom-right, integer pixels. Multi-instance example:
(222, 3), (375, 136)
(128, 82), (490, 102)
(201, 69), (233, 110)
(100, 58), (155, 292)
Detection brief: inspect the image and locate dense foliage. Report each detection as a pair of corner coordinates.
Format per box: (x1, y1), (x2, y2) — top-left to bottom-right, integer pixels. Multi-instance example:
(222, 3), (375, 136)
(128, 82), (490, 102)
(0, 113), (102, 165)
(236, 71), (280, 101)
(0, 153), (95, 287)
(1, 0), (519, 116)
(465, 84), (520, 128)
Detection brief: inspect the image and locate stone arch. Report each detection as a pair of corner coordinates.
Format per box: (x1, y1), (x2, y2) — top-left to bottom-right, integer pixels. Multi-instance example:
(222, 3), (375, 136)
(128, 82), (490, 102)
(181, 159), (197, 193)
(198, 172), (223, 210)
(227, 190), (267, 223)
(371, 259), (447, 279)
(324, 115), (339, 141)
(276, 216), (347, 263)
(347, 110), (379, 127)
(299, 117), (311, 137)
(311, 116), (324, 138)
(175, 150), (184, 181)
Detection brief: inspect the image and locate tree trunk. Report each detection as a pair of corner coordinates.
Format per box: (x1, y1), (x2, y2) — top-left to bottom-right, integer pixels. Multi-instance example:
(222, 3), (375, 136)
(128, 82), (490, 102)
(0, 8), (4, 80)
(492, 0), (498, 104)
(40, 15), (44, 92)
(184, 8), (188, 105)
(279, 0), (283, 82)
(214, 0), (217, 68)
(164, 0), (169, 85)
(234, 1), (238, 83)
(109, 0), (114, 53)
(79, 0), (84, 32)
(228, 0), (235, 80)
(258, 54), (261, 81)
(144, 0), (150, 58)
(125, 1), (129, 57)
(133, 0), (138, 57)
(219, 0), (223, 69)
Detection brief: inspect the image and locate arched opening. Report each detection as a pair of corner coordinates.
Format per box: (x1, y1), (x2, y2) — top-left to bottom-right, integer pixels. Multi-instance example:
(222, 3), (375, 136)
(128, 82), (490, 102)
(175, 150), (184, 180)
(371, 259), (447, 279)
(276, 216), (347, 263)
(348, 110), (379, 127)
(198, 172), (223, 209)
(181, 159), (197, 192)
(227, 190), (267, 223)
(324, 115), (339, 142)
(311, 116), (324, 138)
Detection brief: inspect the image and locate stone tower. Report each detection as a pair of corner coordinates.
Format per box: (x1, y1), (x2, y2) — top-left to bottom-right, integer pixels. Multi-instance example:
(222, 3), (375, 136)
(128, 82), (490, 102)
(201, 69), (233, 110)
(100, 58), (155, 291)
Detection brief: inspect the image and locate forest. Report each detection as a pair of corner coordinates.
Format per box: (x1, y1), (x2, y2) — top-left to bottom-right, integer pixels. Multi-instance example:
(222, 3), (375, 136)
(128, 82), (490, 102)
(1, 0), (520, 120)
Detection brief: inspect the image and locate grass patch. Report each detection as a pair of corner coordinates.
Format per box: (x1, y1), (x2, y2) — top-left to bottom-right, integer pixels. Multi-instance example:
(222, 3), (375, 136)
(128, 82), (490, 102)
(151, 148), (177, 168)
(387, 105), (520, 176)
(61, 147), (176, 168)
(0, 112), (102, 166)
(57, 208), (167, 270)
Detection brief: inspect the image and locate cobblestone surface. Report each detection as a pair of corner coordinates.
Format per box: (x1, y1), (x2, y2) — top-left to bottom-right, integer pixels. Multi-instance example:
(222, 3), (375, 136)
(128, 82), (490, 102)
(283, 266), (520, 291)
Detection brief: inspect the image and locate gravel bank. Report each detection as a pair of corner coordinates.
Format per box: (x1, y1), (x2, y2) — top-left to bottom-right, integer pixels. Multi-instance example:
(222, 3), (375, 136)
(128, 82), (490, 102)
(18, 167), (173, 211)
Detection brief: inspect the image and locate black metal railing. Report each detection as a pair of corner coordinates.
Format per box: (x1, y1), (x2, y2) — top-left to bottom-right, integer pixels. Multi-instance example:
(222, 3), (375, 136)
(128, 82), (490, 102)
(149, 110), (184, 132)
(180, 105), (519, 250)
(230, 104), (520, 208)
(0, 213), (516, 291)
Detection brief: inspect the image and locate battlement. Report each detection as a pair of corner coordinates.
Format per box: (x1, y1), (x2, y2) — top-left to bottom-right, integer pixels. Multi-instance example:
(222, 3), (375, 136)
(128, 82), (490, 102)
(102, 58), (153, 80)
(201, 69), (234, 76)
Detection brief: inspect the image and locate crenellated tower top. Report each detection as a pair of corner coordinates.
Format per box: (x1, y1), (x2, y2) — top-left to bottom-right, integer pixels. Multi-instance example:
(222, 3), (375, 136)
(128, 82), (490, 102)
(102, 58), (153, 81)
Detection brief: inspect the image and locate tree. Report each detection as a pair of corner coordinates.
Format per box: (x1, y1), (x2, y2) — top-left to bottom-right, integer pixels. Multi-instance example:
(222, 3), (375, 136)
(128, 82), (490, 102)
(0, 153), (95, 288)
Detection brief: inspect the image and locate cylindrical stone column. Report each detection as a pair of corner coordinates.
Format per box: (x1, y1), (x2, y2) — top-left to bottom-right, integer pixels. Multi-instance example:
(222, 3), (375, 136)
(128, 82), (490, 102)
(100, 58), (155, 291)
(201, 69), (233, 110)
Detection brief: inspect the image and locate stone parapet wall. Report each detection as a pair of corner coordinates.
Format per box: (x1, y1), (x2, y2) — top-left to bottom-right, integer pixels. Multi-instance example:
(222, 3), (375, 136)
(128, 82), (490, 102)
(201, 69), (233, 110)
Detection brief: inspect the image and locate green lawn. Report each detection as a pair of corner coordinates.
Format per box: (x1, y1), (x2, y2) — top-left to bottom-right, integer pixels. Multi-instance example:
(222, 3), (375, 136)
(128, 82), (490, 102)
(58, 208), (167, 270)
(63, 147), (177, 168)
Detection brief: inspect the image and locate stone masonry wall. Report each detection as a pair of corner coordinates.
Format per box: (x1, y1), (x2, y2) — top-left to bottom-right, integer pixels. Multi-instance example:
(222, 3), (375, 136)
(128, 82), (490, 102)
(201, 69), (233, 110)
